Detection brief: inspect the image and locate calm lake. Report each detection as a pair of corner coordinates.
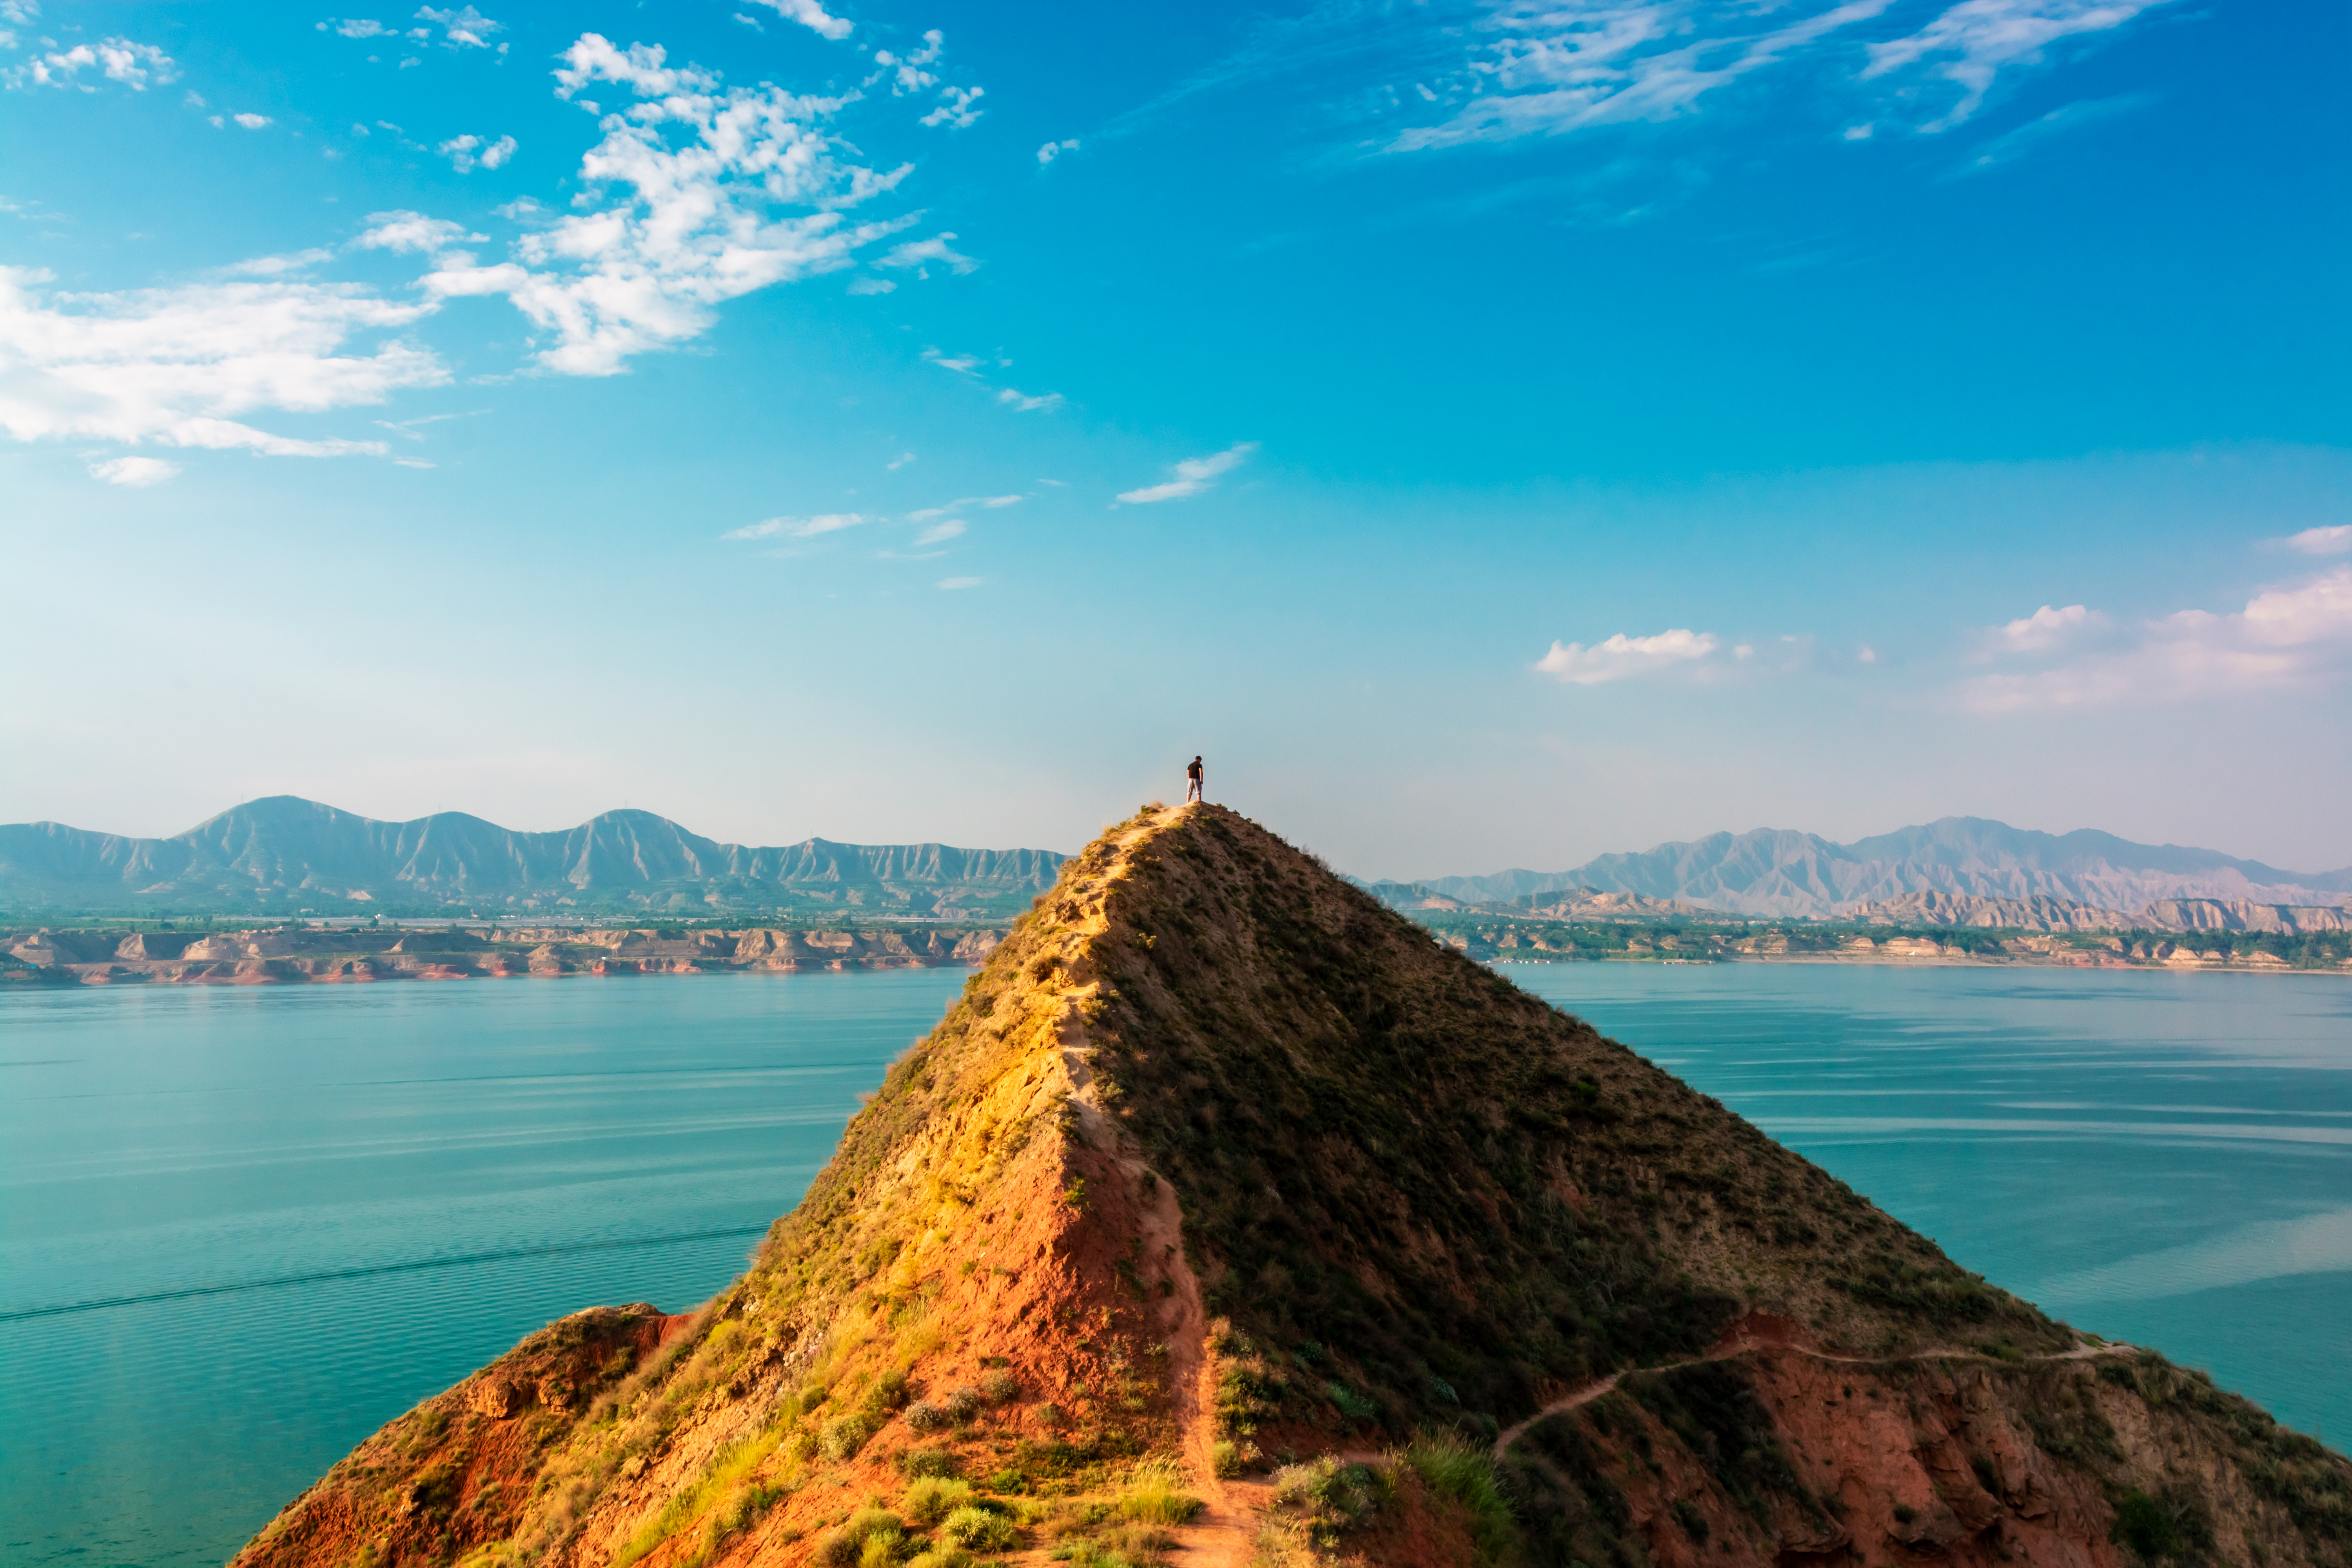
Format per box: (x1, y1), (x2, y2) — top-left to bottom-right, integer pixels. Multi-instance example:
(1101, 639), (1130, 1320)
(2, 964), (2346, 1566)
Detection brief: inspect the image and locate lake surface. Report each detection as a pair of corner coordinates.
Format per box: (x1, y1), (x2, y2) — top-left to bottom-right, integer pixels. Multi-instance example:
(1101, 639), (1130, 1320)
(2, 964), (2346, 1567)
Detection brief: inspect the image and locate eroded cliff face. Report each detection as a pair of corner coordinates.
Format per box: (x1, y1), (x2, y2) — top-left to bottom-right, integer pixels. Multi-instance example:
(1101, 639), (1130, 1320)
(231, 805), (2352, 1568)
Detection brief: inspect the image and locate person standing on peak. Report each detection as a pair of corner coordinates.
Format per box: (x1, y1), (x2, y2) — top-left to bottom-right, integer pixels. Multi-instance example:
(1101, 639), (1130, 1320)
(1185, 756), (1204, 804)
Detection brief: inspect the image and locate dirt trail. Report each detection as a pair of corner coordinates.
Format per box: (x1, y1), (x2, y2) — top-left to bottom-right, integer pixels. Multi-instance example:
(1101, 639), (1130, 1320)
(1491, 1317), (2135, 1460)
(1055, 805), (1270, 1568)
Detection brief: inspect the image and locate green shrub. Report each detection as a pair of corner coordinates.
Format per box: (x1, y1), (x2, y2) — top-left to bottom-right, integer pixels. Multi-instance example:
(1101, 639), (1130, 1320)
(904, 1476), (975, 1526)
(904, 1399), (949, 1433)
(896, 1446), (961, 1479)
(1118, 1461), (1204, 1525)
(823, 1412), (881, 1461)
(1404, 1434), (1515, 1567)
(942, 1385), (983, 1423)
(941, 1504), (1019, 1551)
(980, 1369), (1020, 1404)
(818, 1507), (906, 1568)
(2112, 1488), (2178, 1559)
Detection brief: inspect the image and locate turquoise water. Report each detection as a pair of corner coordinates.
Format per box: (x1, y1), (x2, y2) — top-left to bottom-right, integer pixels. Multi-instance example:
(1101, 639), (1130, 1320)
(2, 966), (2345, 1567)
(1507, 963), (2352, 1449)
(0, 973), (966, 1568)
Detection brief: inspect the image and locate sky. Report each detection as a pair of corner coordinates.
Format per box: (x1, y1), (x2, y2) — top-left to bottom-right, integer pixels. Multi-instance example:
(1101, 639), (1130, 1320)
(2, 0), (2347, 880)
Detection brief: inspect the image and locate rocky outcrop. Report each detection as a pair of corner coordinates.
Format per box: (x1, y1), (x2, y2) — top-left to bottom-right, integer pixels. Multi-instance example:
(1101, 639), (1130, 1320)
(231, 805), (2352, 1568)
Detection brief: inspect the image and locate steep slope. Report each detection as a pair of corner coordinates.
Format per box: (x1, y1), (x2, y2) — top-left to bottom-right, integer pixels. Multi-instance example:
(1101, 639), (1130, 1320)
(0, 795), (1064, 914)
(1419, 818), (2351, 916)
(233, 805), (2351, 1568)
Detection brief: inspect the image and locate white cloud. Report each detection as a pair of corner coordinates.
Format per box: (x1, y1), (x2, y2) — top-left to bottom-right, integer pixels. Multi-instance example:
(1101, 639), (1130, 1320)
(886, 451), (913, 469)
(5, 36), (178, 91)
(414, 33), (916, 377)
(996, 387), (1063, 413)
(920, 85), (984, 129)
(721, 512), (869, 540)
(733, 12), (764, 31)
(1969, 601), (2109, 661)
(937, 576), (981, 590)
(742, 0), (853, 42)
(323, 18), (391, 38)
(873, 31), (941, 94)
(2284, 524), (2352, 556)
(876, 234), (977, 277)
(1865, 0), (2171, 131)
(922, 347), (984, 375)
(437, 132), (515, 171)
(88, 454), (181, 486)
(913, 518), (965, 545)
(1116, 441), (1257, 503)
(0, 265), (440, 457)
(233, 112), (273, 129)
(1959, 568), (2352, 711)
(0, 2), (40, 25)
(1534, 628), (1722, 684)
(846, 276), (896, 294)
(414, 5), (502, 49)
(1036, 138), (1080, 165)
(352, 210), (483, 252)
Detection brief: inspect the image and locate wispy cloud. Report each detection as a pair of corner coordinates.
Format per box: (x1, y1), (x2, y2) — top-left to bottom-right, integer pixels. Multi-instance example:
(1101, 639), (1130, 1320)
(1967, 601), (2110, 662)
(909, 494), (1021, 521)
(922, 347), (985, 376)
(996, 387), (1063, 413)
(721, 512), (870, 540)
(1535, 628), (1721, 684)
(1958, 568), (2352, 711)
(937, 575), (982, 590)
(1864, 0), (2172, 131)
(913, 518), (965, 545)
(1037, 138), (1080, 166)
(921, 85), (984, 129)
(2283, 524), (2352, 556)
(876, 234), (978, 277)
(88, 455), (181, 487)
(1116, 442), (1257, 503)
(1948, 92), (2151, 176)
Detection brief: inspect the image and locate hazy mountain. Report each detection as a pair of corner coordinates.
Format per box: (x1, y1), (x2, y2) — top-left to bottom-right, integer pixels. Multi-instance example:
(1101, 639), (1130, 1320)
(0, 795), (1066, 914)
(1417, 817), (2352, 918)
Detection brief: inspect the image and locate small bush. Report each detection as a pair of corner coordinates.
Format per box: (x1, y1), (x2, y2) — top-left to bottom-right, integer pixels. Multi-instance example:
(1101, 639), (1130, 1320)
(897, 1446), (962, 1479)
(905, 1551), (973, 1568)
(943, 1385), (983, 1423)
(987, 1468), (1028, 1494)
(1324, 1381), (1380, 1423)
(2113, 1488), (2178, 1559)
(1118, 1461), (1204, 1526)
(817, 1508), (906, 1568)
(981, 1369), (1020, 1404)
(941, 1504), (1019, 1552)
(1404, 1435), (1515, 1567)
(904, 1476), (976, 1526)
(860, 1530), (904, 1568)
(867, 1370), (913, 1412)
(904, 1399), (950, 1433)
(822, 1412), (880, 1461)
(1671, 1499), (1708, 1543)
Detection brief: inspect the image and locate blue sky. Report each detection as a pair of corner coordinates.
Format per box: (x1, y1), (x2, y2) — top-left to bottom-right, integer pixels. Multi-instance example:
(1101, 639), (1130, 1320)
(2, 0), (2347, 878)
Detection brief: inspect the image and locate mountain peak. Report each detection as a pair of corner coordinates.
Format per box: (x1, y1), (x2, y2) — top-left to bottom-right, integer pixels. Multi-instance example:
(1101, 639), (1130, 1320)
(233, 803), (2349, 1568)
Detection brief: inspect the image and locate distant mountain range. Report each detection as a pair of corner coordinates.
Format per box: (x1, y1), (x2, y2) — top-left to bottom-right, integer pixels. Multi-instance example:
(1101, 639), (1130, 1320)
(1365, 817), (2352, 921)
(0, 796), (1067, 915)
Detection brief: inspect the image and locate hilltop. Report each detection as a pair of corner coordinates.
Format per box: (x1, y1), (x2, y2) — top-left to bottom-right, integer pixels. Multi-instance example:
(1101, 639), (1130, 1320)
(0, 796), (1065, 916)
(233, 804), (2351, 1568)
